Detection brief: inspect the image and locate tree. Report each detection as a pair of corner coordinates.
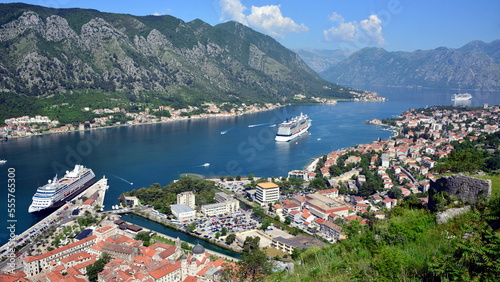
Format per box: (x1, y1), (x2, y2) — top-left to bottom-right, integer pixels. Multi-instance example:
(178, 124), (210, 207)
(248, 174), (254, 180)
(236, 175), (241, 181)
(221, 227), (228, 236)
(135, 231), (151, 246)
(223, 236), (272, 282)
(238, 248), (273, 282)
(388, 187), (403, 200)
(187, 223), (197, 232)
(252, 206), (265, 219)
(181, 242), (191, 250)
(86, 252), (111, 281)
(284, 217), (291, 225)
(274, 215), (280, 221)
(215, 232), (221, 239)
(226, 233), (236, 244)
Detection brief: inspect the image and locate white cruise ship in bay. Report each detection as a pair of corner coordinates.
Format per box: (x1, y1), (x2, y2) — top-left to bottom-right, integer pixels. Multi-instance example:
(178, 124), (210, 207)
(28, 165), (96, 213)
(275, 113), (311, 142)
(452, 93), (472, 101)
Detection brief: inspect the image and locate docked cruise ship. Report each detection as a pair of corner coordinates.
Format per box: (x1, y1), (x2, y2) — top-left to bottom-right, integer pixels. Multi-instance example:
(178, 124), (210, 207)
(28, 165), (96, 213)
(275, 113), (311, 142)
(452, 93), (472, 101)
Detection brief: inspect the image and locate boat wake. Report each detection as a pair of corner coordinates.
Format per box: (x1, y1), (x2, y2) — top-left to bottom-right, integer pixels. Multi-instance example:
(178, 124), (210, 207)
(220, 128), (232, 134)
(111, 174), (133, 185)
(196, 163), (210, 167)
(248, 123), (271, 128)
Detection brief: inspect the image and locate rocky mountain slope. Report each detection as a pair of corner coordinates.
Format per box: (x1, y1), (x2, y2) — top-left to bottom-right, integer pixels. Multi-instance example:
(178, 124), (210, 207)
(293, 48), (351, 73)
(320, 40), (500, 90)
(0, 3), (355, 108)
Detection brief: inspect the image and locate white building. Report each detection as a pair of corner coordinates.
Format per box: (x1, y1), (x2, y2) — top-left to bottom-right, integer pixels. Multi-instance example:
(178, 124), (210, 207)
(255, 182), (280, 206)
(201, 200), (239, 216)
(177, 191), (196, 209)
(171, 204), (196, 220)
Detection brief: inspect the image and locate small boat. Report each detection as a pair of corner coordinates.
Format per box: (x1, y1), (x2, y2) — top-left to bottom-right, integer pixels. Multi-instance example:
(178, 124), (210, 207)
(202, 163), (210, 167)
(0, 160), (6, 164)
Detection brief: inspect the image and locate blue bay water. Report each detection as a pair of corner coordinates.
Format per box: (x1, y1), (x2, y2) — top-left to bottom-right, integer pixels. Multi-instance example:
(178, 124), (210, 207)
(0, 86), (499, 246)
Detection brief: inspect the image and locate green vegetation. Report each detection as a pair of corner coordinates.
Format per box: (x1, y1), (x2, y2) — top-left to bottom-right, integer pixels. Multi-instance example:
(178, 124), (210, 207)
(225, 233), (236, 244)
(135, 231), (152, 246)
(123, 176), (218, 213)
(151, 235), (175, 245)
(434, 131), (500, 174)
(86, 252), (111, 282)
(222, 236), (273, 282)
(269, 176), (500, 281)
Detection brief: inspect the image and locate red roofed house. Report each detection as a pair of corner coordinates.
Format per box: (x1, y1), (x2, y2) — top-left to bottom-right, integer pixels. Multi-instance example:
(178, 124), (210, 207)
(354, 203), (369, 212)
(382, 198), (397, 209)
(82, 198), (95, 206)
(23, 235), (97, 276)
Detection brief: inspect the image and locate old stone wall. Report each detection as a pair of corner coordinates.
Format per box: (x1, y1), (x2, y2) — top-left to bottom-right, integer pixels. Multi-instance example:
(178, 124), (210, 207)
(428, 174), (491, 212)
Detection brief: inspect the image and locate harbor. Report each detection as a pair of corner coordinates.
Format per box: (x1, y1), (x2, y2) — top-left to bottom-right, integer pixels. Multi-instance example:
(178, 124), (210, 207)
(0, 177), (109, 271)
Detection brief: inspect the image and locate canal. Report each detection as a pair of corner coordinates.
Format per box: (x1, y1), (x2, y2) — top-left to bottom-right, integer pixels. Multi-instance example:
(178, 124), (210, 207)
(120, 213), (242, 259)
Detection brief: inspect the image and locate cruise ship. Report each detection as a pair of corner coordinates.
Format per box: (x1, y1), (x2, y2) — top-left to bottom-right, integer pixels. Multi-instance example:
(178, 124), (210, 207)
(275, 113), (311, 142)
(28, 165), (96, 213)
(452, 93), (472, 101)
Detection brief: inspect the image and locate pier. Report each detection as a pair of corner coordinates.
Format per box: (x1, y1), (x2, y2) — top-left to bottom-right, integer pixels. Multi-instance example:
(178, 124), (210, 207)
(0, 177), (108, 271)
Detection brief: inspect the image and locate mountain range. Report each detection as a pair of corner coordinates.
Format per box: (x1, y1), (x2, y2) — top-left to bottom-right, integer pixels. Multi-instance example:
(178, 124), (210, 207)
(316, 40), (500, 90)
(0, 3), (356, 116)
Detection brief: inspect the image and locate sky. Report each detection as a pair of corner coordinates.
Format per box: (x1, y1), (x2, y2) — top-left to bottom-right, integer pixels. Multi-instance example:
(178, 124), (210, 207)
(1, 0), (499, 52)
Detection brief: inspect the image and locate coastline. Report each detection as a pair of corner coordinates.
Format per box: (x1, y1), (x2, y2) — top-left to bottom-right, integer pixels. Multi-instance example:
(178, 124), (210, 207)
(2, 104), (284, 141)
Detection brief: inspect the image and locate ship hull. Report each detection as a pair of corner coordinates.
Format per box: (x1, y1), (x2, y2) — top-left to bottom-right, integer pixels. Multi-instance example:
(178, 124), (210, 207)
(29, 165), (96, 213)
(275, 124), (311, 142)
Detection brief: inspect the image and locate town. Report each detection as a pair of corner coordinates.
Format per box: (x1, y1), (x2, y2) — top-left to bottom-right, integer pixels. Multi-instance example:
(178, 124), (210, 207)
(0, 90), (385, 140)
(1, 104), (499, 281)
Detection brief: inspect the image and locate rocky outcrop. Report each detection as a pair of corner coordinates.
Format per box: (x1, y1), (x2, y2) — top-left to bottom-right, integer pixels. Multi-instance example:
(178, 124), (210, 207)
(436, 206), (471, 225)
(428, 174), (492, 212)
(0, 3), (356, 102)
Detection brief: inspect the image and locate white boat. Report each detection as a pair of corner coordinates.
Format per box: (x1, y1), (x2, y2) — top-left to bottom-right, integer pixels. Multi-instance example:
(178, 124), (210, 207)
(275, 113), (311, 142)
(452, 93), (472, 101)
(202, 163), (210, 167)
(0, 160), (6, 164)
(28, 165), (96, 213)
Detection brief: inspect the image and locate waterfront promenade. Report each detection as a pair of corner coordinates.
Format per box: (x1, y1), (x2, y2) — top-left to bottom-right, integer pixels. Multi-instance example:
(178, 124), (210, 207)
(0, 177), (109, 271)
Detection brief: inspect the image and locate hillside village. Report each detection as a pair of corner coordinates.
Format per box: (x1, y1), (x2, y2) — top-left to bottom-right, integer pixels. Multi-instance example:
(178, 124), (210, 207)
(0, 103), (281, 139)
(1, 105), (499, 281)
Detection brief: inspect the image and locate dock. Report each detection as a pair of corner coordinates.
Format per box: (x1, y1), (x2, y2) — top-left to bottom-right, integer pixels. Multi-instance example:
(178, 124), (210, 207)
(0, 177), (109, 260)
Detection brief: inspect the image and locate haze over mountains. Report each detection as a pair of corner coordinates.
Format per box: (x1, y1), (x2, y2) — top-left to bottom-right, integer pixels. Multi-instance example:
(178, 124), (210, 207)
(0, 3), (356, 109)
(303, 40), (500, 90)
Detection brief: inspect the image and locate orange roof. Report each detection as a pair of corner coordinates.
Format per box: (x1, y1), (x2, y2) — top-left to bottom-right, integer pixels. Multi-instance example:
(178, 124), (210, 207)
(197, 266), (211, 276)
(183, 276), (198, 282)
(141, 247), (156, 257)
(24, 235), (97, 263)
(61, 251), (92, 264)
(95, 225), (114, 233)
(82, 198), (95, 205)
(209, 258), (225, 268)
(149, 261), (181, 279)
(257, 182), (279, 189)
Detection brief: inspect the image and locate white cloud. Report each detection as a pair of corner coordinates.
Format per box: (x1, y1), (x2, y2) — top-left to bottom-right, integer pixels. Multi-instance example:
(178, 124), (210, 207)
(324, 12), (385, 46)
(358, 15), (385, 45)
(219, 0), (248, 24)
(328, 12), (344, 23)
(219, 0), (308, 39)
